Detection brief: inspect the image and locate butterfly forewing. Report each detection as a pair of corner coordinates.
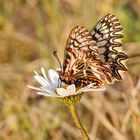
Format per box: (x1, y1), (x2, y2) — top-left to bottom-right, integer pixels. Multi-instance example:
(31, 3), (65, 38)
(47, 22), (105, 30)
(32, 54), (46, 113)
(63, 26), (98, 72)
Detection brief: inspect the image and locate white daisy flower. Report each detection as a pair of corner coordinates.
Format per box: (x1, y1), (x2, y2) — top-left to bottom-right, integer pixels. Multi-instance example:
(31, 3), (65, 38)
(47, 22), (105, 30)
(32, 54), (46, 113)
(28, 67), (105, 98)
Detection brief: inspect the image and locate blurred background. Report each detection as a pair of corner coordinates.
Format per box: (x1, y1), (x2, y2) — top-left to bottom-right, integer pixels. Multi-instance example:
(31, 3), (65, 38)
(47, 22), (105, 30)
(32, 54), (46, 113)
(0, 0), (140, 140)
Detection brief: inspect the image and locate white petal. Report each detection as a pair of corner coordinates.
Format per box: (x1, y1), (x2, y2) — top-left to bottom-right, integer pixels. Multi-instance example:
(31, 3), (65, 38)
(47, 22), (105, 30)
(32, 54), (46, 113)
(28, 85), (54, 94)
(41, 67), (47, 79)
(40, 87), (56, 94)
(34, 75), (55, 90)
(48, 69), (59, 87)
(34, 68), (56, 90)
(40, 67), (56, 90)
(28, 85), (45, 91)
(66, 84), (76, 95)
(34, 75), (48, 86)
(37, 92), (58, 97)
(56, 88), (68, 97)
(34, 70), (39, 75)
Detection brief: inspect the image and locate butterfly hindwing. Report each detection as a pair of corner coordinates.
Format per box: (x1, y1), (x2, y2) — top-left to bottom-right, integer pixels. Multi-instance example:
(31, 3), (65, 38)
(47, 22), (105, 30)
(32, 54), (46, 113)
(90, 14), (128, 80)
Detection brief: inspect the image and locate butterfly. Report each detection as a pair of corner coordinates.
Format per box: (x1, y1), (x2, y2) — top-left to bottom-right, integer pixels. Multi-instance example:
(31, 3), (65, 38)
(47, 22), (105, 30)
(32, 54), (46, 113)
(56, 14), (128, 88)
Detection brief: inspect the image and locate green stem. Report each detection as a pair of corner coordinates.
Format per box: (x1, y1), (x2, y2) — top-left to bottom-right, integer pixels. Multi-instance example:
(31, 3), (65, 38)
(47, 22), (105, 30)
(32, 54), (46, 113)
(69, 104), (90, 140)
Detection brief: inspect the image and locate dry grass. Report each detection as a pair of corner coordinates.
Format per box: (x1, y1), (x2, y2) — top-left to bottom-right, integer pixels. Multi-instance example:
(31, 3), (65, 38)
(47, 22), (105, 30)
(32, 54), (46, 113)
(0, 0), (140, 140)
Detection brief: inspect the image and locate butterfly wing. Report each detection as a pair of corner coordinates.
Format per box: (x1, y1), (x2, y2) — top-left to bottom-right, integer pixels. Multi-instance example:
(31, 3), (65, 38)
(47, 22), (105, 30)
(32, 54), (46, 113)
(61, 26), (112, 87)
(63, 26), (98, 72)
(90, 14), (128, 80)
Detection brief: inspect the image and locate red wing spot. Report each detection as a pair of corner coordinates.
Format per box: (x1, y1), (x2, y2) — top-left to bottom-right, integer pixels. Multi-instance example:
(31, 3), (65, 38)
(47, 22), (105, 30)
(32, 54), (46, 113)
(72, 52), (76, 59)
(100, 75), (105, 81)
(86, 52), (92, 58)
(97, 68), (102, 72)
(67, 48), (76, 59)
(66, 60), (69, 64)
(67, 48), (72, 52)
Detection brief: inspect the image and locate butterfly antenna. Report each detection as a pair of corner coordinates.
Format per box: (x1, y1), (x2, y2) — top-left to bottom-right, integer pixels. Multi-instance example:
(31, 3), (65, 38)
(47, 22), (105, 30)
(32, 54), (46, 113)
(53, 51), (63, 71)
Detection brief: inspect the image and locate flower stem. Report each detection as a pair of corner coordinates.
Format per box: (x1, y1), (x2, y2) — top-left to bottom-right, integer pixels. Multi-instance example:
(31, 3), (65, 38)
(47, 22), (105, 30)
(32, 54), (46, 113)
(69, 104), (90, 140)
